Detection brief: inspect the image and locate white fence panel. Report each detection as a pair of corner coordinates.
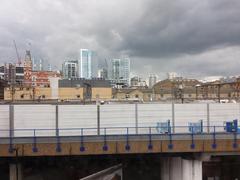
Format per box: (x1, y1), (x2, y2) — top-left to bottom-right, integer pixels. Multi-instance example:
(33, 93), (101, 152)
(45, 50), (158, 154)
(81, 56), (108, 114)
(0, 105), (9, 137)
(58, 105), (97, 136)
(209, 103), (240, 132)
(14, 105), (56, 137)
(175, 104), (207, 133)
(100, 104), (135, 135)
(138, 104), (172, 134)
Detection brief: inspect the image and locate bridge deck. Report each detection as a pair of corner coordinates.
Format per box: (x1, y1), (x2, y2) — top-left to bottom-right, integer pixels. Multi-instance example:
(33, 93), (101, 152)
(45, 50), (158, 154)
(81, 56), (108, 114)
(1, 133), (240, 157)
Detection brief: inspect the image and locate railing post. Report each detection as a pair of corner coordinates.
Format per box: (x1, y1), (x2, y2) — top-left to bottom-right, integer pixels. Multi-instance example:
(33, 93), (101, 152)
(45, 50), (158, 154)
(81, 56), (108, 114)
(97, 105), (100, 136)
(190, 127), (195, 149)
(172, 102), (175, 133)
(56, 128), (61, 152)
(207, 103), (210, 133)
(148, 127), (153, 150)
(212, 126), (217, 149)
(125, 127), (130, 151)
(56, 105), (59, 136)
(135, 103), (138, 134)
(9, 105), (14, 137)
(80, 128), (85, 152)
(8, 105), (14, 153)
(102, 128), (108, 151)
(32, 129), (38, 152)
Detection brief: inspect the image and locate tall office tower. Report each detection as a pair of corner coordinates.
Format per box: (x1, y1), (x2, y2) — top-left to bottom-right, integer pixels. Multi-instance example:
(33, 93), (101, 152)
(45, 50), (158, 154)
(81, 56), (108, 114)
(79, 49), (93, 79)
(149, 74), (157, 88)
(62, 60), (78, 79)
(111, 57), (130, 86)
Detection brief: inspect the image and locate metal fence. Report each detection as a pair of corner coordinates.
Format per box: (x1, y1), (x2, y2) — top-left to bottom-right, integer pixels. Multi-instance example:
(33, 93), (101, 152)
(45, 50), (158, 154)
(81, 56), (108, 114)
(0, 103), (240, 137)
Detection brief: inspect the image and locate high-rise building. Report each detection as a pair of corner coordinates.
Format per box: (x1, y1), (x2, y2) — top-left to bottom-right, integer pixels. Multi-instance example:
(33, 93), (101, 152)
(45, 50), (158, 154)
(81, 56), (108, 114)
(62, 60), (78, 79)
(23, 50), (33, 86)
(0, 63), (24, 85)
(97, 68), (108, 79)
(111, 58), (130, 86)
(79, 49), (92, 79)
(149, 74), (157, 88)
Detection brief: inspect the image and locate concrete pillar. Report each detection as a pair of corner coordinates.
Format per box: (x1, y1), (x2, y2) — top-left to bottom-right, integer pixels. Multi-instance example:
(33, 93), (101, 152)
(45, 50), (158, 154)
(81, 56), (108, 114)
(182, 160), (202, 180)
(161, 157), (170, 180)
(9, 163), (22, 180)
(169, 157), (182, 180)
(161, 157), (202, 180)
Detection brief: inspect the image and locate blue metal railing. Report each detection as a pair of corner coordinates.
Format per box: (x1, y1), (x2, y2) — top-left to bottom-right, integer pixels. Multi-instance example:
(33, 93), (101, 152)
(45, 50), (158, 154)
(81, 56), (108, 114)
(2, 125), (239, 153)
(0, 125), (239, 137)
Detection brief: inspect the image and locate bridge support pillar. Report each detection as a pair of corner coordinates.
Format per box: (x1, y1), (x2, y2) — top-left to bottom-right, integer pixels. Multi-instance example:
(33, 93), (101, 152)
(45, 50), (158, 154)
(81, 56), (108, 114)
(9, 163), (22, 180)
(160, 157), (202, 180)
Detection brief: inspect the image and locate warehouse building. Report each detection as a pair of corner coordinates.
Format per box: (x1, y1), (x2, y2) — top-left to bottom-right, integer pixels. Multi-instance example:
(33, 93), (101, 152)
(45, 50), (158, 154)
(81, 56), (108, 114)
(4, 78), (112, 102)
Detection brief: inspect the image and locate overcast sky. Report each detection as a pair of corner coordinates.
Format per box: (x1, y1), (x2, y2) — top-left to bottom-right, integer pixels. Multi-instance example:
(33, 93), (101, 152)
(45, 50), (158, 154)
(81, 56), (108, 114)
(1, 0), (240, 80)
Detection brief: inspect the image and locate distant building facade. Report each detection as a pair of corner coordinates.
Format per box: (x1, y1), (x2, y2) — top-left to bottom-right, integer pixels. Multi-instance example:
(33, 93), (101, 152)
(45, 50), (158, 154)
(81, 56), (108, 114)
(111, 58), (130, 86)
(130, 76), (147, 87)
(113, 88), (153, 102)
(4, 78), (112, 101)
(62, 60), (78, 79)
(0, 63), (24, 85)
(153, 78), (201, 102)
(22, 50), (61, 87)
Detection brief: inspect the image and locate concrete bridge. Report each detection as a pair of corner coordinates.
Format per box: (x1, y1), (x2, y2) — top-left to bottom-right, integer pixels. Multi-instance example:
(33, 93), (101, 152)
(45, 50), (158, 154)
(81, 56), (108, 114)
(1, 129), (240, 180)
(1, 103), (240, 179)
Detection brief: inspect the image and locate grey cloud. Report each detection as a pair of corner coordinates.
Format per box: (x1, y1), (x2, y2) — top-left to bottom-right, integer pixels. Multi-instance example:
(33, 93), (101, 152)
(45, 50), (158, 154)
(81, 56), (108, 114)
(0, 0), (240, 79)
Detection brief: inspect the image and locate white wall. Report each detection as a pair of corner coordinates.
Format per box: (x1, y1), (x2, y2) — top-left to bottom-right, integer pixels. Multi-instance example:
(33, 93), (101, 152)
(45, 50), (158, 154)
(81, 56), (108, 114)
(100, 104), (135, 134)
(0, 105), (9, 137)
(58, 105), (97, 136)
(174, 104), (207, 133)
(209, 103), (240, 132)
(138, 104), (172, 134)
(14, 105), (56, 137)
(0, 103), (239, 137)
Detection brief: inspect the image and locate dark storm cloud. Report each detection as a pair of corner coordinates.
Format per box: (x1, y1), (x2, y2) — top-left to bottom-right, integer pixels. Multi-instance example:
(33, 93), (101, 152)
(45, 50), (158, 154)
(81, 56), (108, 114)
(118, 0), (240, 58)
(0, 0), (240, 78)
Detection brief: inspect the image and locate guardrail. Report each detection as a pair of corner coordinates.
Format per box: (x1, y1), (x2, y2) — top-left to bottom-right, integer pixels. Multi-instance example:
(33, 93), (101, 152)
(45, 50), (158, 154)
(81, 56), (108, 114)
(2, 125), (240, 154)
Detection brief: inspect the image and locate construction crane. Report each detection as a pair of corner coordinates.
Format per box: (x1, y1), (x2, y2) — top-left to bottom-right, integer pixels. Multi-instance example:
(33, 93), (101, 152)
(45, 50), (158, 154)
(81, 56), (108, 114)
(13, 40), (21, 65)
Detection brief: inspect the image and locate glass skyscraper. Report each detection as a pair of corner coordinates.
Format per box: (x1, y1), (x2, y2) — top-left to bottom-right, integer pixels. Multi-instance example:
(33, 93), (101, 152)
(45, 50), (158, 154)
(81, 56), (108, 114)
(62, 60), (78, 79)
(111, 58), (130, 86)
(79, 49), (92, 79)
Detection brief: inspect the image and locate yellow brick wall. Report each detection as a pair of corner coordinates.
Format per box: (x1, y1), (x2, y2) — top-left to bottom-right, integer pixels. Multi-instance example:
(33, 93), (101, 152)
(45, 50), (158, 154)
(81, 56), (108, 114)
(58, 88), (84, 100)
(91, 88), (112, 100)
(35, 88), (52, 100)
(4, 87), (33, 100)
